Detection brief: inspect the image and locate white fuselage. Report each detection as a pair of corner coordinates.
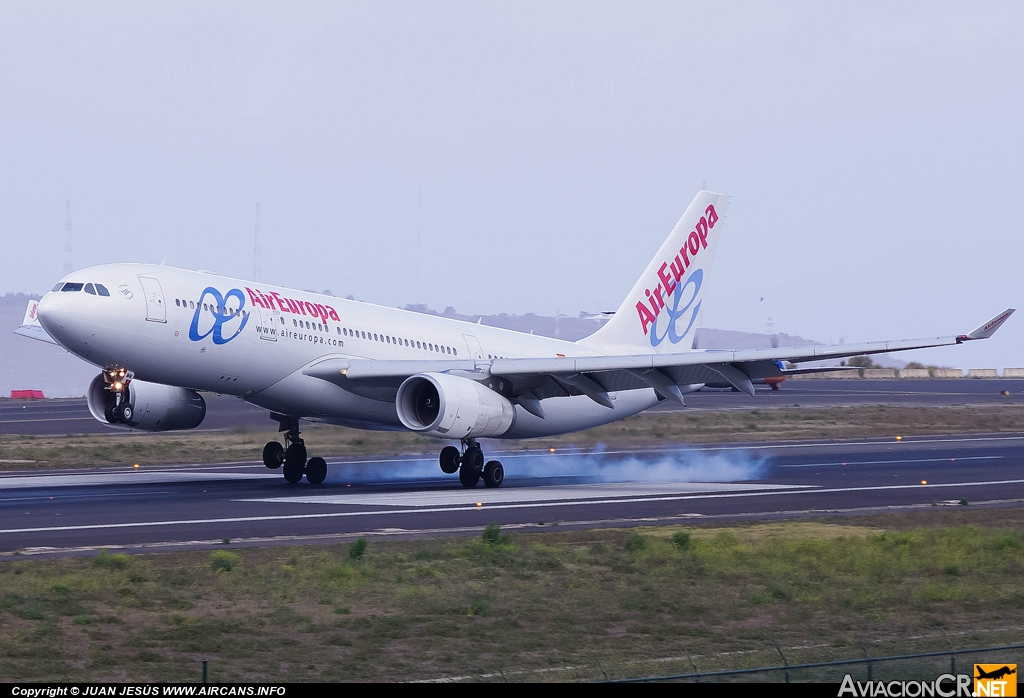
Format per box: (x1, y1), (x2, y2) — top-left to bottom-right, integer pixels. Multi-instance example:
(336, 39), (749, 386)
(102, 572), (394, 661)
(36, 264), (662, 438)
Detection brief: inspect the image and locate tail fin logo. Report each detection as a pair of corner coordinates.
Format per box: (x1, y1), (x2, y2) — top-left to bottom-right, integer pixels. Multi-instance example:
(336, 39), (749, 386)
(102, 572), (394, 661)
(637, 204), (718, 344)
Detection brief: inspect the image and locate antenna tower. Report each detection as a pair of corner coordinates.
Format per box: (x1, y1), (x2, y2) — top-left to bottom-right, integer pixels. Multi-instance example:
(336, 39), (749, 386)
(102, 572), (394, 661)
(253, 203), (262, 281)
(62, 200), (73, 275)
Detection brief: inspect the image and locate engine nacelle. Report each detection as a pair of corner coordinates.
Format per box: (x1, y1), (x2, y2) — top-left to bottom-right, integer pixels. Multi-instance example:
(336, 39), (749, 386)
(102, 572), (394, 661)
(86, 374), (207, 432)
(396, 372), (515, 439)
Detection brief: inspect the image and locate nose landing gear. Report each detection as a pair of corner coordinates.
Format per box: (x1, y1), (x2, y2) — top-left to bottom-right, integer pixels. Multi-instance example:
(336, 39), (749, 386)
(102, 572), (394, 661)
(102, 366), (134, 425)
(439, 439), (504, 488)
(262, 416), (328, 484)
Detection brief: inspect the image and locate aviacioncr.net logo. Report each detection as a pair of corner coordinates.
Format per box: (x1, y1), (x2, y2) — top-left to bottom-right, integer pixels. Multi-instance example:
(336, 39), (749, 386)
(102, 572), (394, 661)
(649, 268), (702, 347)
(189, 287), (249, 345)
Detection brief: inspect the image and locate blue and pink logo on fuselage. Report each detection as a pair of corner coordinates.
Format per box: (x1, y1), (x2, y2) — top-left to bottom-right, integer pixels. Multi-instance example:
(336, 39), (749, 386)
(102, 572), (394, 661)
(189, 287), (249, 345)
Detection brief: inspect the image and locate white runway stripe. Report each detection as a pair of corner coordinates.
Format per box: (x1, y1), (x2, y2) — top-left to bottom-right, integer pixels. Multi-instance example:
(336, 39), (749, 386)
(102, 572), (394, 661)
(779, 455), (1003, 468)
(240, 482), (803, 508)
(2, 478), (1024, 536)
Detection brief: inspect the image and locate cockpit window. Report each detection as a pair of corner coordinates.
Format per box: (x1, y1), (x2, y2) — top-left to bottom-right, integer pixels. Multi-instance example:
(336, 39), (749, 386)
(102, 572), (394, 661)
(84, 283), (96, 295)
(60, 282), (84, 292)
(51, 282), (63, 292)
(96, 284), (110, 297)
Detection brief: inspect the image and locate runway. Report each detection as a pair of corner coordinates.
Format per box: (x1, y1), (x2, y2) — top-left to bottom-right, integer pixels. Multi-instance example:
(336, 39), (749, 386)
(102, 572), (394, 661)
(3, 434), (1023, 558)
(4, 379), (1024, 435)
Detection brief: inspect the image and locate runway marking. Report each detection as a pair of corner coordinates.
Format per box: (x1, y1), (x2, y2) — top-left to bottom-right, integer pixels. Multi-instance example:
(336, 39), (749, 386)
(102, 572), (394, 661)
(240, 482), (803, 508)
(3, 478), (1024, 535)
(780, 455), (1003, 468)
(0, 417), (97, 423)
(0, 471), (277, 490)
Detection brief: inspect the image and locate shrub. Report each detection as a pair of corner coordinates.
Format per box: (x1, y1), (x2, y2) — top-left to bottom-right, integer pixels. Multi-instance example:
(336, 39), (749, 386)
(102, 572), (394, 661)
(625, 533), (648, 553)
(93, 549), (131, 569)
(482, 523), (509, 546)
(210, 551), (240, 572)
(349, 538), (367, 560)
(672, 532), (692, 550)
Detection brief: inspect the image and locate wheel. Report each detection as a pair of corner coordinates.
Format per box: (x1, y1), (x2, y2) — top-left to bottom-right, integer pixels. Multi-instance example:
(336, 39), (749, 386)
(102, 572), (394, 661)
(306, 456), (328, 484)
(115, 402), (133, 424)
(263, 441), (284, 469)
(459, 464), (480, 488)
(439, 446), (460, 474)
(463, 446), (484, 473)
(483, 460), (504, 488)
(104, 402), (118, 424)
(283, 442), (306, 484)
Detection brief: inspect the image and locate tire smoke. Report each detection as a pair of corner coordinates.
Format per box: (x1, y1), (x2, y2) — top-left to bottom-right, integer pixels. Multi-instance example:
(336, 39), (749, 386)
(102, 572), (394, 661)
(326, 445), (767, 485)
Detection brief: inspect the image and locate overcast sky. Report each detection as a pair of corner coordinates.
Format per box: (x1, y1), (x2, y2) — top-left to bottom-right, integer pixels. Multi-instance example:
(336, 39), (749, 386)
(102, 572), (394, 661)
(2, 2), (1022, 368)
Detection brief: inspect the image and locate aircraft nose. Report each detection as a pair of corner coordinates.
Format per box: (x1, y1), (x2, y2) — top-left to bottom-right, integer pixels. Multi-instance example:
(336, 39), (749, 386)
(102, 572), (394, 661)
(36, 290), (76, 343)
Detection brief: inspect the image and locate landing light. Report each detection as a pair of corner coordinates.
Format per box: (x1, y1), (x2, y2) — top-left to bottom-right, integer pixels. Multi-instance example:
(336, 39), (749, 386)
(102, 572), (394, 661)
(476, 502), (482, 508)
(113, 382), (122, 391)
(921, 480), (927, 485)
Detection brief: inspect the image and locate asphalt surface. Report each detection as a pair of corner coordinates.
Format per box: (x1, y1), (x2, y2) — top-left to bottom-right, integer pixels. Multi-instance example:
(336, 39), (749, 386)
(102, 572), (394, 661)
(3, 433), (1023, 558)
(4, 379), (1024, 435)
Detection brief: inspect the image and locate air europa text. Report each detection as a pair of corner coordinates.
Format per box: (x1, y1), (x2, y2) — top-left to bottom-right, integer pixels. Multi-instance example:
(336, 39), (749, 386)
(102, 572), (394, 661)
(636, 204), (718, 336)
(245, 287), (341, 326)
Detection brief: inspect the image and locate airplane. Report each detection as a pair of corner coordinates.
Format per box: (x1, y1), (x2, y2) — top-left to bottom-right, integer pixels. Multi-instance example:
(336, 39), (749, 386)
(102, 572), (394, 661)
(16, 191), (1014, 487)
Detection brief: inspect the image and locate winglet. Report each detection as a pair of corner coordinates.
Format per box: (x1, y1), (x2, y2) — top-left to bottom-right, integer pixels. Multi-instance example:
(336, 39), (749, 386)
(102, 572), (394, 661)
(963, 308), (1015, 341)
(14, 299), (59, 346)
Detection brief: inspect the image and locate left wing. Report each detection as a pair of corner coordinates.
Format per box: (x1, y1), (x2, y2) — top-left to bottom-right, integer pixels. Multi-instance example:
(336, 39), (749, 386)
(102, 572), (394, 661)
(304, 308), (1014, 408)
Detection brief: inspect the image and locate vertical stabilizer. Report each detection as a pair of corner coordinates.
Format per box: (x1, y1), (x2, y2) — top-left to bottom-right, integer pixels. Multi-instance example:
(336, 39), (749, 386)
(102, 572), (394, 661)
(579, 190), (729, 353)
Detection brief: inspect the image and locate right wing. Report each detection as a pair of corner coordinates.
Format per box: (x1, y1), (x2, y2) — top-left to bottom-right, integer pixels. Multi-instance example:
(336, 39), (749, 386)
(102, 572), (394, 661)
(304, 308), (1014, 409)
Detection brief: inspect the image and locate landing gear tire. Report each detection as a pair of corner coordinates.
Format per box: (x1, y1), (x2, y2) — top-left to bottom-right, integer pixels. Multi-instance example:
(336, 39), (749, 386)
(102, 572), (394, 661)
(483, 460), (504, 488)
(263, 441), (284, 469)
(463, 446), (484, 473)
(114, 402), (133, 424)
(459, 464), (481, 488)
(439, 446), (460, 474)
(104, 403), (118, 424)
(283, 442), (307, 484)
(306, 456), (328, 484)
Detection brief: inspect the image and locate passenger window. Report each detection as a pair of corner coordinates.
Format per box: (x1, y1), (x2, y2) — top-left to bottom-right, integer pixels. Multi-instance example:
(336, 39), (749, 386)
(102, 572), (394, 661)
(175, 299), (181, 307)
(386, 336), (390, 343)
(84, 283), (96, 295)
(336, 327), (341, 335)
(343, 328), (347, 336)
(61, 282), (84, 292)
(189, 301), (194, 309)
(96, 284), (110, 296)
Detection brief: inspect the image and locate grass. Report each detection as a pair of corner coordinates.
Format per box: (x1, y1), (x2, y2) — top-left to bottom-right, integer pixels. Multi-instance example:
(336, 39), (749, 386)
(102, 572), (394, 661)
(4, 404), (1024, 470)
(2, 510), (1024, 682)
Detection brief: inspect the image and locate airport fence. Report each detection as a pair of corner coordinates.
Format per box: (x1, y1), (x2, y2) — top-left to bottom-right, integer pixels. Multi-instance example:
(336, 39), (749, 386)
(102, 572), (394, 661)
(601, 642), (1024, 683)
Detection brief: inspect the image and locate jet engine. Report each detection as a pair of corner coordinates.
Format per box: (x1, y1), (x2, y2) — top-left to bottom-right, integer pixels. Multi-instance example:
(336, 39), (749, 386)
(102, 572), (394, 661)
(396, 372), (515, 439)
(86, 374), (207, 432)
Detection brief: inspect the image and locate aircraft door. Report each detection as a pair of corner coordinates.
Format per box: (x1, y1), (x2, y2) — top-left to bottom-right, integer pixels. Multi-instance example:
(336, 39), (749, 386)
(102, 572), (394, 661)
(138, 276), (166, 323)
(257, 305), (280, 342)
(463, 333), (484, 359)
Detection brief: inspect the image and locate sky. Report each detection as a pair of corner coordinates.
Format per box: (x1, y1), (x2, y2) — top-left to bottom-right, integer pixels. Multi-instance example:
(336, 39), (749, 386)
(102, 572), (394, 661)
(1, 1), (1022, 368)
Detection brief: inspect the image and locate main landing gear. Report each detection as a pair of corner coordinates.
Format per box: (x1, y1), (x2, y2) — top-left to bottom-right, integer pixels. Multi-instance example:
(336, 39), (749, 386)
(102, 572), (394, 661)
(262, 417), (327, 484)
(439, 439), (504, 488)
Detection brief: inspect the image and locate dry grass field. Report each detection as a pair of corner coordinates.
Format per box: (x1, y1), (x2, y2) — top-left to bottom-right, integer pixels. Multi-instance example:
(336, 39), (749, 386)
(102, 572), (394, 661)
(2, 509), (1024, 682)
